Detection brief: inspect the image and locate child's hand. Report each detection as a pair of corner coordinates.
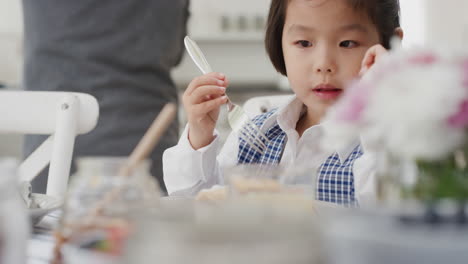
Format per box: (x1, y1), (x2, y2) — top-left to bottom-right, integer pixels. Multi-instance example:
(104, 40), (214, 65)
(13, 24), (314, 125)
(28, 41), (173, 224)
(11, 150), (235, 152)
(182, 72), (229, 149)
(359, 44), (388, 76)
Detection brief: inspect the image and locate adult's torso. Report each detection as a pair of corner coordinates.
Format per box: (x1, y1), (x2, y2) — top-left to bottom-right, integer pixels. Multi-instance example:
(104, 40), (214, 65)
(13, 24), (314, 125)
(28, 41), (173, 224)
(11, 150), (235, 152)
(22, 0), (189, 191)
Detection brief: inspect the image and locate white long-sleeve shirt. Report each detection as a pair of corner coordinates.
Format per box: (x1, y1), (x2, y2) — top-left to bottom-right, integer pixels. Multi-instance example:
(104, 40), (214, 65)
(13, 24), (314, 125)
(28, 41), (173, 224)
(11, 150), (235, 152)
(163, 96), (379, 208)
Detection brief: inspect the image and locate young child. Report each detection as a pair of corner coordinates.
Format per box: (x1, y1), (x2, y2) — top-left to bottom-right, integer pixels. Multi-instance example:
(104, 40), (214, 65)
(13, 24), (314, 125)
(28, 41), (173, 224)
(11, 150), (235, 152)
(163, 0), (403, 207)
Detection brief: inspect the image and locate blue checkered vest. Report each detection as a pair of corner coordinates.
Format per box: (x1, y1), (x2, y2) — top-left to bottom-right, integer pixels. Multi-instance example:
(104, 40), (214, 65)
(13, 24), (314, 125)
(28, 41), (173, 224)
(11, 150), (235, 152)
(237, 109), (363, 206)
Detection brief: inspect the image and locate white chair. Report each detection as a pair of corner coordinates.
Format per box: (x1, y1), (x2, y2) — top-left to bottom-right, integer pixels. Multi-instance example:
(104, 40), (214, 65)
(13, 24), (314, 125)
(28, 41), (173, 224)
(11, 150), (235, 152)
(0, 91), (99, 198)
(242, 94), (294, 117)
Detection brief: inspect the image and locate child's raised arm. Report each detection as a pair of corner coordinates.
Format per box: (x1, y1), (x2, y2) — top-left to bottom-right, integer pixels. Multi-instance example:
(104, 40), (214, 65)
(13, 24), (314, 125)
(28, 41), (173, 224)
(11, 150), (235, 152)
(182, 72), (229, 149)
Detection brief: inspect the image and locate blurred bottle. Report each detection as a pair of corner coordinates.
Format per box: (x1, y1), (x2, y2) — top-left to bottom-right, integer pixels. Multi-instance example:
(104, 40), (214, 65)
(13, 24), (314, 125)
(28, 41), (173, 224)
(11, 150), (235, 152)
(59, 157), (160, 263)
(66, 157), (160, 217)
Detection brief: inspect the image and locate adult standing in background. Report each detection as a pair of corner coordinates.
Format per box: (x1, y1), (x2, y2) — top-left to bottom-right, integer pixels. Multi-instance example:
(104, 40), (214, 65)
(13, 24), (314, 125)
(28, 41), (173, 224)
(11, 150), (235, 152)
(22, 0), (189, 194)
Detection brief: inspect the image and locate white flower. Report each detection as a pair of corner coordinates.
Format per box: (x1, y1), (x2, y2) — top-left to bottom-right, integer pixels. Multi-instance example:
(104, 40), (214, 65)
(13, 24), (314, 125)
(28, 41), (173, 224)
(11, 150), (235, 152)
(323, 48), (468, 161)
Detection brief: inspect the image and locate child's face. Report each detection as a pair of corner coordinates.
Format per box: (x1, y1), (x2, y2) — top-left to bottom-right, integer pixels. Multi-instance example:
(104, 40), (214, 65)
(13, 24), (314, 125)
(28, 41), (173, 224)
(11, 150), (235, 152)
(282, 0), (380, 115)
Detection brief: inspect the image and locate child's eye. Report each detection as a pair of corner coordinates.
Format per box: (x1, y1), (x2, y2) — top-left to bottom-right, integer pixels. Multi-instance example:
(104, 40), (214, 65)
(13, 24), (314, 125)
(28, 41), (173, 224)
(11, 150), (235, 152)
(295, 40), (312, 48)
(340, 40), (358, 48)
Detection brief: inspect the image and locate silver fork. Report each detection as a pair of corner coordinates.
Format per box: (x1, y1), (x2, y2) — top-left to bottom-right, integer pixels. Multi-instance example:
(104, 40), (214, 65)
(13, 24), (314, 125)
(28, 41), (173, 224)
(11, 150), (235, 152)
(184, 36), (269, 153)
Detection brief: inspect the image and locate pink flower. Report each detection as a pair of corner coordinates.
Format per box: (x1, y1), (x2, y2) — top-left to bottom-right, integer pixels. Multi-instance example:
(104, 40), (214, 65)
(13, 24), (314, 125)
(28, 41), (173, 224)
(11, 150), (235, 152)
(408, 53), (438, 65)
(448, 100), (468, 128)
(336, 81), (371, 122)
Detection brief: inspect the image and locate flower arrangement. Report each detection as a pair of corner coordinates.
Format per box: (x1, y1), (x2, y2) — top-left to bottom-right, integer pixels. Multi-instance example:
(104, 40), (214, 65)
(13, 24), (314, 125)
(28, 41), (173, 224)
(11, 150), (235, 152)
(323, 47), (468, 201)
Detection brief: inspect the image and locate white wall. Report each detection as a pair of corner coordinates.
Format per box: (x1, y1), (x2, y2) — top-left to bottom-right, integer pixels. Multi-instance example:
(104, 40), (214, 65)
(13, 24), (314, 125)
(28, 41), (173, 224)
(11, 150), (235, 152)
(0, 0), (23, 86)
(0, 0), (23, 34)
(400, 0), (468, 50)
(0, 1), (23, 158)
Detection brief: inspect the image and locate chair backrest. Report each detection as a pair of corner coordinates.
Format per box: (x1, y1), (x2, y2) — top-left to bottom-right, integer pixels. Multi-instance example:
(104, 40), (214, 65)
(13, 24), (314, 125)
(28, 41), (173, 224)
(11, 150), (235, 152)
(242, 94), (294, 117)
(0, 91), (99, 198)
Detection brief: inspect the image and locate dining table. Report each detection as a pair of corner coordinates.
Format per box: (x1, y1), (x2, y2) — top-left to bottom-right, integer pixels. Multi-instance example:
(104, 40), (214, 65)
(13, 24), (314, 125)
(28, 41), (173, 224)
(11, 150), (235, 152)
(26, 197), (468, 264)
(25, 196), (326, 264)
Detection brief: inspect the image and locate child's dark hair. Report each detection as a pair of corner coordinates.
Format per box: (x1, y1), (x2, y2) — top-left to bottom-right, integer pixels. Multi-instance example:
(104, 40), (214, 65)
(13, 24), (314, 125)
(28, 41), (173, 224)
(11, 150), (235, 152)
(265, 0), (400, 75)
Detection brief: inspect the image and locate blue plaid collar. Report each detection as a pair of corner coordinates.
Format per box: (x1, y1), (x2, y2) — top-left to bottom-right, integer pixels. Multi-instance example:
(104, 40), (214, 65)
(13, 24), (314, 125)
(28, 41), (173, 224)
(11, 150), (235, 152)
(334, 137), (361, 163)
(258, 96), (360, 163)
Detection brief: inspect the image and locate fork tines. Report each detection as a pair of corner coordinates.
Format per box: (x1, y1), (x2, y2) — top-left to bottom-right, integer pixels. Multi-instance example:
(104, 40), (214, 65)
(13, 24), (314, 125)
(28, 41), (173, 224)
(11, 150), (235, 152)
(239, 120), (269, 153)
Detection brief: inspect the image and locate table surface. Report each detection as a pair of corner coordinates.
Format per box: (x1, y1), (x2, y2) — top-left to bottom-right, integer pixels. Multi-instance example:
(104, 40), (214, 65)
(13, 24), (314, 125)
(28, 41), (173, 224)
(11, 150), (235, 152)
(26, 197), (341, 264)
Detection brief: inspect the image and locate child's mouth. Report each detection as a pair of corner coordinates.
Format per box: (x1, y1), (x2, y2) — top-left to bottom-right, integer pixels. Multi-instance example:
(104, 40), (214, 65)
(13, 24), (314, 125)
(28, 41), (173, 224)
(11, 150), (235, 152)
(312, 84), (343, 100)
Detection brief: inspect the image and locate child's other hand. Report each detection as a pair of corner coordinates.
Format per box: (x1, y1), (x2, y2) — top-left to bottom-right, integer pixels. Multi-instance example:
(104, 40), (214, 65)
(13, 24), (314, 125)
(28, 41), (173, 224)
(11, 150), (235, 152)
(182, 72), (229, 149)
(359, 44), (388, 76)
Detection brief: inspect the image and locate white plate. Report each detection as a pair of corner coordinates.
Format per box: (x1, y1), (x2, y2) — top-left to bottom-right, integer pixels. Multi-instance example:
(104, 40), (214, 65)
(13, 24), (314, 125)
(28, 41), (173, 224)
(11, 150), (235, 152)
(29, 193), (63, 225)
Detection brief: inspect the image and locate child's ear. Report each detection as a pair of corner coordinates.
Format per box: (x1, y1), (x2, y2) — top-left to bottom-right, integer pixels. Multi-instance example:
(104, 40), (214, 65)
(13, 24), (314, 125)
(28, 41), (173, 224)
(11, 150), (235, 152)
(394, 27), (404, 40)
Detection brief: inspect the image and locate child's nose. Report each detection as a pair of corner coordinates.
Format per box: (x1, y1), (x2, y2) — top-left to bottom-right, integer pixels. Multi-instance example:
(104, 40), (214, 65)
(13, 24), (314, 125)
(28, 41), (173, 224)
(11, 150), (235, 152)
(316, 67), (334, 73)
(314, 47), (336, 74)
(315, 58), (336, 74)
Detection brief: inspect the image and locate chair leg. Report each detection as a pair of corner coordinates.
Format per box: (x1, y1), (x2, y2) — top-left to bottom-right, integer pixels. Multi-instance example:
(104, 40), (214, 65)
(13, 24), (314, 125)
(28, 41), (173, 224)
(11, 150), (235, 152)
(47, 95), (78, 198)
